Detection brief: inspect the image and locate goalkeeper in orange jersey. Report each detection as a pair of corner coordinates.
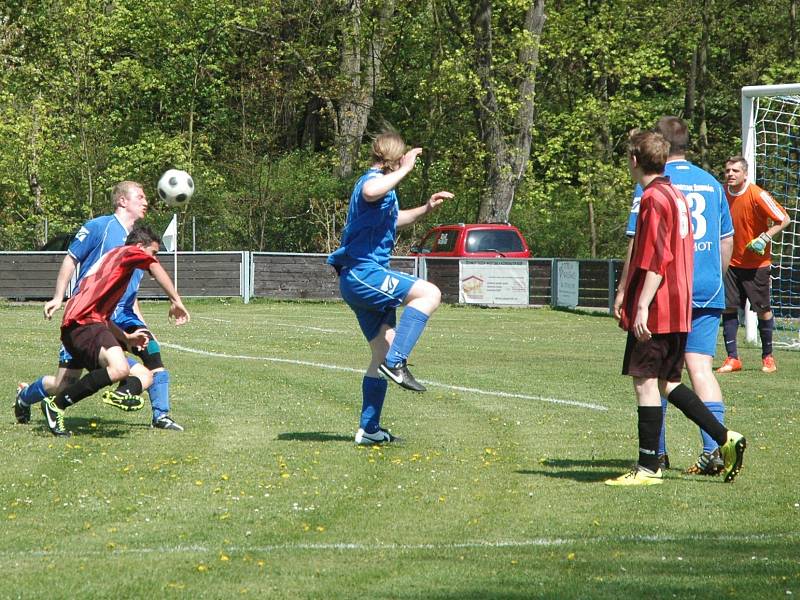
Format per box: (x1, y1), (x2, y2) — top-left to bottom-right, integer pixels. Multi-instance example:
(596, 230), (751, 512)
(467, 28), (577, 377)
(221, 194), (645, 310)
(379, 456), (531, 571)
(718, 156), (791, 374)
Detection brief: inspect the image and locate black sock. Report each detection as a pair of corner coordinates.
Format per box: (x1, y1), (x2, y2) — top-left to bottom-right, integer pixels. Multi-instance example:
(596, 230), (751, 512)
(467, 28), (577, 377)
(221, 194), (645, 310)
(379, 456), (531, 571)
(667, 384), (727, 446)
(758, 317), (774, 358)
(115, 376), (143, 396)
(722, 313), (739, 358)
(637, 406), (662, 472)
(55, 369), (113, 409)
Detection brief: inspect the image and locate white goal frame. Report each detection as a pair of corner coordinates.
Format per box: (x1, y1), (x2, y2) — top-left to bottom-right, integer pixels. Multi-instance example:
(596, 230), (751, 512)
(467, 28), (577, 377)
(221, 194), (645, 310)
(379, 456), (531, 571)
(741, 83), (800, 346)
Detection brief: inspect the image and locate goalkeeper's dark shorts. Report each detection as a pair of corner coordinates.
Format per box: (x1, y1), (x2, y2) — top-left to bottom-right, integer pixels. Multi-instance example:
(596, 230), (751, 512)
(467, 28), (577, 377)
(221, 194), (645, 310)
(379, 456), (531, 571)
(724, 266), (771, 312)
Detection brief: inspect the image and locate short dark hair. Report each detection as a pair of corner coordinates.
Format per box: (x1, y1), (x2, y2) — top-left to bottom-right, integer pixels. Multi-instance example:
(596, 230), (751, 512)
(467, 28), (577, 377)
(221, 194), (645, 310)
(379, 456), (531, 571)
(628, 129), (670, 175)
(655, 116), (689, 155)
(726, 155), (748, 171)
(125, 225), (161, 247)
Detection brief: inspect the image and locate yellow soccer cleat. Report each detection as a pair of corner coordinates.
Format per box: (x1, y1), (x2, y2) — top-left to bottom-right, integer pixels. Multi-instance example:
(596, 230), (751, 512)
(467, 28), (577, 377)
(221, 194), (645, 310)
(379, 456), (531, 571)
(720, 431), (747, 483)
(605, 465), (663, 486)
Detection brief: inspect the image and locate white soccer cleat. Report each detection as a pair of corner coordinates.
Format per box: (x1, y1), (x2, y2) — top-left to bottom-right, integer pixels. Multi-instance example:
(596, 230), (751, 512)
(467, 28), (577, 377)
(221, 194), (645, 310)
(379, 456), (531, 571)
(355, 427), (400, 445)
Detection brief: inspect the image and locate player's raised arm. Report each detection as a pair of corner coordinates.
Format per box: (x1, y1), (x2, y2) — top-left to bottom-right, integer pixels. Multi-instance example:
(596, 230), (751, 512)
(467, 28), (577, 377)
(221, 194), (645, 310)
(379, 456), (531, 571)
(362, 147), (422, 202)
(147, 262), (190, 325)
(43, 254), (79, 320)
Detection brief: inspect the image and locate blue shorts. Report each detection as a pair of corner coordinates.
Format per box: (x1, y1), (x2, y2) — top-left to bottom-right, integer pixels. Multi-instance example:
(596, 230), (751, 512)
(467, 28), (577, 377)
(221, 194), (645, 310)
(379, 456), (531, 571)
(57, 312), (146, 367)
(685, 307), (722, 357)
(339, 263), (418, 341)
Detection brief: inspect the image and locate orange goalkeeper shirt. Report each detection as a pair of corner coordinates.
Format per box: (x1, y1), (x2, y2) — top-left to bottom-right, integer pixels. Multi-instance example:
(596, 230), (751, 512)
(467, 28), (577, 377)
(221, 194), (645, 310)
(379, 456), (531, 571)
(725, 182), (788, 269)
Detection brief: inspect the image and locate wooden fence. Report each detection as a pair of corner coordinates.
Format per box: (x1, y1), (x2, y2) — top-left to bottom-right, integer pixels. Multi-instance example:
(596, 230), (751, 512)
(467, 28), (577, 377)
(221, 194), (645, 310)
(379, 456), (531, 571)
(0, 252), (623, 312)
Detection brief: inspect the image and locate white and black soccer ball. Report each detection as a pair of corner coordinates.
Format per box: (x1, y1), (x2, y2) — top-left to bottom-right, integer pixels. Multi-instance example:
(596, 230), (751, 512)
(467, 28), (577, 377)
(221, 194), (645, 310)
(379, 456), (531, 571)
(157, 169), (195, 207)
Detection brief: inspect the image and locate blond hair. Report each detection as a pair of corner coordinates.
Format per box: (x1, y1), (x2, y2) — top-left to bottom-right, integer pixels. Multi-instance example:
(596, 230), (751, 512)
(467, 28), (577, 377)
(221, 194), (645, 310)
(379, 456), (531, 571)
(371, 132), (406, 173)
(112, 181), (143, 208)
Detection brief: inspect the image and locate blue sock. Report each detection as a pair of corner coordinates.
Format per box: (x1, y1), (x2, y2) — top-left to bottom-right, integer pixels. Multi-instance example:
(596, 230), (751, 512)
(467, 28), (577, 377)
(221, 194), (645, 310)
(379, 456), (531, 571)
(360, 376), (388, 433)
(19, 377), (48, 406)
(658, 396), (668, 456)
(148, 370), (171, 420)
(701, 401), (725, 453)
(385, 307), (429, 367)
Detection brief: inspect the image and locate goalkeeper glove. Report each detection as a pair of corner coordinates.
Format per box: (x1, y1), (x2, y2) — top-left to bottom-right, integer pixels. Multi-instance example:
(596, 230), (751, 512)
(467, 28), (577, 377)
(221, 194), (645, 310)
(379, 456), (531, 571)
(746, 232), (772, 255)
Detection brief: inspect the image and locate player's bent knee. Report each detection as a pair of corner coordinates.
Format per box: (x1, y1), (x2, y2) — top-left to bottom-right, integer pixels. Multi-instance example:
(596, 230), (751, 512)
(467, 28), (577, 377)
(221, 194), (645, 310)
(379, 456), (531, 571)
(131, 363), (154, 389)
(106, 364), (131, 382)
(142, 351), (164, 371)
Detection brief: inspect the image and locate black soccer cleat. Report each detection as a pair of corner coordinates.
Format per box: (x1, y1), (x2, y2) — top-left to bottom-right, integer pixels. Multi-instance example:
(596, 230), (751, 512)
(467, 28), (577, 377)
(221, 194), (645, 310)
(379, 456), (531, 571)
(14, 383), (31, 424)
(152, 414), (185, 432)
(378, 360), (426, 392)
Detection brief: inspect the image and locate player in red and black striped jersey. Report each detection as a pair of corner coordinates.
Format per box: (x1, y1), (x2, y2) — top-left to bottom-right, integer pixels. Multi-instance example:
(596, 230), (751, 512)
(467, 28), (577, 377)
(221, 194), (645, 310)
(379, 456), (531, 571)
(41, 226), (190, 437)
(606, 130), (746, 486)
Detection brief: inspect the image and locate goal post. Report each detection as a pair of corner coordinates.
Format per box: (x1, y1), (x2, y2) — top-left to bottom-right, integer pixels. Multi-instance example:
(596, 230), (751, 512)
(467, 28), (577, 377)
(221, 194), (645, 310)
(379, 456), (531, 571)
(741, 84), (800, 349)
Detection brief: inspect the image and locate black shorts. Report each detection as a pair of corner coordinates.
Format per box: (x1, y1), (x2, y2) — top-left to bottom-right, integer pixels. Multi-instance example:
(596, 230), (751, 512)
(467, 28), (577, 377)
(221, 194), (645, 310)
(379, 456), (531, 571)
(60, 323), (121, 371)
(622, 331), (687, 382)
(724, 266), (771, 312)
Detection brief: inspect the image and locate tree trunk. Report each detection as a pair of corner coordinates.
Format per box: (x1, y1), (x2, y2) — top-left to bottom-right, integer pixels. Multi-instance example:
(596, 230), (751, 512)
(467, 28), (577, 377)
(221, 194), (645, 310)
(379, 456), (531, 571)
(684, 46), (697, 121)
(792, 0), (798, 60)
(696, 0), (710, 170)
(474, 0), (545, 223)
(335, 0), (396, 179)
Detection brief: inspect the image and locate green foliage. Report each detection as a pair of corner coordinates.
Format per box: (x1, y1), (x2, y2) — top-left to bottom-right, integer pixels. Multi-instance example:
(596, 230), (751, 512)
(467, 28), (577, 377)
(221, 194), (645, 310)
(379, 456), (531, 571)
(1, 0), (799, 256)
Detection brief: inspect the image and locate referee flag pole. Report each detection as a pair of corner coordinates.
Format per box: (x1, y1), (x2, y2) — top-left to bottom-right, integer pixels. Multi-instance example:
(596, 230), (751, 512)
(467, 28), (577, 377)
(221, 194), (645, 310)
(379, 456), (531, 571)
(163, 214), (178, 291)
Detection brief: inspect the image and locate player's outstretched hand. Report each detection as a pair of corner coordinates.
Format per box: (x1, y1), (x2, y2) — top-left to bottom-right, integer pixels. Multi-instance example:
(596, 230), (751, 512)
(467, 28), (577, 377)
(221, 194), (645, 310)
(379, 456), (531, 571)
(43, 299), (61, 320)
(169, 301), (190, 325)
(427, 191), (453, 211)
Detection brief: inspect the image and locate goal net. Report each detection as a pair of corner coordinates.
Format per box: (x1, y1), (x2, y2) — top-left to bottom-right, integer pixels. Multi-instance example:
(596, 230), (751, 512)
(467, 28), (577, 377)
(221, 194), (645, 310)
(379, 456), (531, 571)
(742, 84), (800, 349)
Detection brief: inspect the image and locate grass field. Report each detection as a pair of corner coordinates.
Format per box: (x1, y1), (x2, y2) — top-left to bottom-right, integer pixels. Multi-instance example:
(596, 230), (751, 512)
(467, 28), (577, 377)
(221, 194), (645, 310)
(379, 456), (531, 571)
(1, 299), (798, 599)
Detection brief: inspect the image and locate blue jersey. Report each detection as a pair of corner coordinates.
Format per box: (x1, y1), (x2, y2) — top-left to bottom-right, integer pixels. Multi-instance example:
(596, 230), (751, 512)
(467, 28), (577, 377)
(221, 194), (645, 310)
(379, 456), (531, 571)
(68, 215), (130, 291)
(328, 168), (399, 269)
(111, 269), (146, 328)
(68, 214), (142, 325)
(627, 159), (733, 308)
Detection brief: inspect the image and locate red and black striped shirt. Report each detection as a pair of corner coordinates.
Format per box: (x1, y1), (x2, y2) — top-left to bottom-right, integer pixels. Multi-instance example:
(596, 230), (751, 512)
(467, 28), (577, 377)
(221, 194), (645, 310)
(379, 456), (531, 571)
(62, 245), (157, 328)
(621, 176), (693, 334)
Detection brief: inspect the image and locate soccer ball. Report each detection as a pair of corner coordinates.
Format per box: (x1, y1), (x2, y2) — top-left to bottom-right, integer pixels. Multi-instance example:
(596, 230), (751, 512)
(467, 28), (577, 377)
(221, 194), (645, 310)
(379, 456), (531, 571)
(157, 169), (195, 207)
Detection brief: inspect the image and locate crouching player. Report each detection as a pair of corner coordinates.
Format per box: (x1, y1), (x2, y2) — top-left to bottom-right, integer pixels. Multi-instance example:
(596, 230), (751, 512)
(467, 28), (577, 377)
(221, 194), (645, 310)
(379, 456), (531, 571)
(42, 226), (190, 437)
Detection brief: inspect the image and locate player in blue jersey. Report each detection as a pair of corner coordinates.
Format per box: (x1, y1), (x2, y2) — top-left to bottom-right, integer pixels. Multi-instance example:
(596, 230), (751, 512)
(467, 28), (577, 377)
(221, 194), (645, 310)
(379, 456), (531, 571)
(328, 132), (452, 445)
(14, 181), (184, 431)
(614, 117), (734, 475)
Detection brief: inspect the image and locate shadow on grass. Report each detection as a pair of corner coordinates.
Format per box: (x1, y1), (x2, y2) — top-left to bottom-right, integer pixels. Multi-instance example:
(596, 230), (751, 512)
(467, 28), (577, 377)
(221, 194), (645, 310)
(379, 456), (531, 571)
(516, 458), (634, 483)
(277, 431), (353, 443)
(34, 416), (144, 438)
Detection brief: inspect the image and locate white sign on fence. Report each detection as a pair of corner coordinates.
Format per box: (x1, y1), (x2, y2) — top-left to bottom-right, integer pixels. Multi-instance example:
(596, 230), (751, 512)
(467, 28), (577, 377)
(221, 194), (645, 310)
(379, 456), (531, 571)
(556, 260), (579, 307)
(458, 259), (529, 305)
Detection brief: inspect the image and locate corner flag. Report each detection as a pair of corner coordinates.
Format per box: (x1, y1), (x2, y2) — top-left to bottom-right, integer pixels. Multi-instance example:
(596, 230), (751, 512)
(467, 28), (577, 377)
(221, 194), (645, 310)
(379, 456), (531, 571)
(163, 214), (178, 253)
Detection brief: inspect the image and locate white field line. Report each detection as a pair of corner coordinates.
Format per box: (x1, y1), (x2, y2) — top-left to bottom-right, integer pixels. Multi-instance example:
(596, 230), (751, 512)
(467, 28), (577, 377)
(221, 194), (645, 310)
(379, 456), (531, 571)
(1, 532), (796, 559)
(194, 316), (346, 334)
(161, 343), (606, 411)
(266, 322), (347, 334)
